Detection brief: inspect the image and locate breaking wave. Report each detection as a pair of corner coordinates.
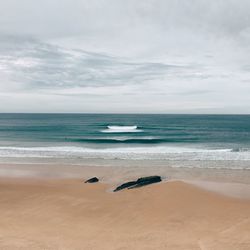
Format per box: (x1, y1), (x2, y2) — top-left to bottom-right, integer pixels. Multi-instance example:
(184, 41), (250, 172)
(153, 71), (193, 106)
(0, 146), (250, 163)
(101, 125), (143, 133)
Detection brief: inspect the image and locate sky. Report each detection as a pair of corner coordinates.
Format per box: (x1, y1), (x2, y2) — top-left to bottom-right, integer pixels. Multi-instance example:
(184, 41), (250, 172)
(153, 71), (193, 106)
(0, 0), (250, 113)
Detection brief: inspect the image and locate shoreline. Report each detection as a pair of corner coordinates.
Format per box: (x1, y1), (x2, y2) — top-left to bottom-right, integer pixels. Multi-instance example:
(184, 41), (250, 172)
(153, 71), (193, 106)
(0, 162), (250, 181)
(0, 162), (250, 200)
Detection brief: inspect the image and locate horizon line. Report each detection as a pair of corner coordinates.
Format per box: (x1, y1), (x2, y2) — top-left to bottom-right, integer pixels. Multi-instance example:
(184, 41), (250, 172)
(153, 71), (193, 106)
(0, 112), (250, 116)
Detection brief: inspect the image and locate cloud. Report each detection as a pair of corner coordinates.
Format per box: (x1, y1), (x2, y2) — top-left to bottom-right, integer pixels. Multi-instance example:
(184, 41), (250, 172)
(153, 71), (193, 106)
(1, 1), (250, 39)
(0, 36), (190, 92)
(0, 1), (250, 113)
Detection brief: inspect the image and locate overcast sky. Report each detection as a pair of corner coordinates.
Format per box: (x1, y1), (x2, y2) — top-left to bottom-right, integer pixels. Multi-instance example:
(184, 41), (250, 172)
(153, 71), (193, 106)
(0, 0), (250, 113)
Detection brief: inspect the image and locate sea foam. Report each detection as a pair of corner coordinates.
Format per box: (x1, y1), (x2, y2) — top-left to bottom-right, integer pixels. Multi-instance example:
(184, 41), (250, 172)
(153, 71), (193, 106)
(102, 125), (143, 133)
(0, 146), (250, 163)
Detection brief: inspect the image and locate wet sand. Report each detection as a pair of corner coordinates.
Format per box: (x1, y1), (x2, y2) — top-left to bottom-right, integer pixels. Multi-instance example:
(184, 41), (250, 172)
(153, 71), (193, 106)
(0, 176), (250, 250)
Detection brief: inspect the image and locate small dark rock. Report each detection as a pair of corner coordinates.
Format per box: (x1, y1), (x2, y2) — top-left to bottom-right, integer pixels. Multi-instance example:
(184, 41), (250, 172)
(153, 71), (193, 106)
(113, 181), (137, 192)
(113, 176), (162, 192)
(85, 177), (99, 183)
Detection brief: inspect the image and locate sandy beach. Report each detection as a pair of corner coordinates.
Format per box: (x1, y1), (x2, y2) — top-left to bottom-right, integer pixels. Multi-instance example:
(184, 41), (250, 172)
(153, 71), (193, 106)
(0, 168), (250, 250)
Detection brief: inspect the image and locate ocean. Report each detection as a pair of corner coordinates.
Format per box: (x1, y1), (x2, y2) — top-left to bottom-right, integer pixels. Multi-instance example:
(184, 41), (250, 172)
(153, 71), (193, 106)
(0, 114), (250, 169)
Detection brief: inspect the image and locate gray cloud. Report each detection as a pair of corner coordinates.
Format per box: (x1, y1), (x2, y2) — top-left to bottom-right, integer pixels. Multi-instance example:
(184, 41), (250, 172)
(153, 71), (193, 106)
(1, 1), (250, 40)
(0, 1), (250, 113)
(0, 36), (194, 91)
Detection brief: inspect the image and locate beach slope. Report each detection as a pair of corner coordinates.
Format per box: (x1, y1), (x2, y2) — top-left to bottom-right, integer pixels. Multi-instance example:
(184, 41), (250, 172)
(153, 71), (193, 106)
(0, 179), (249, 250)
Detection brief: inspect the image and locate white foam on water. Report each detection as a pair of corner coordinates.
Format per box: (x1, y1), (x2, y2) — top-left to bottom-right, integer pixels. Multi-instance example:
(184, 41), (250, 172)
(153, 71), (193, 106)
(1, 146), (250, 165)
(113, 136), (156, 141)
(102, 125), (143, 133)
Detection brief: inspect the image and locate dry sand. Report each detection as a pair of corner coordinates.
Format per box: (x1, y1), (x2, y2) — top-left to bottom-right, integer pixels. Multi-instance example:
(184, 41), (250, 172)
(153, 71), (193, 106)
(0, 178), (250, 250)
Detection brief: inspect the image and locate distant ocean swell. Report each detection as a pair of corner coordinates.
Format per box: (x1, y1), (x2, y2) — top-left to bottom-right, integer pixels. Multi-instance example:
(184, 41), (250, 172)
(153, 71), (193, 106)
(1, 146), (250, 163)
(69, 137), (199, 144)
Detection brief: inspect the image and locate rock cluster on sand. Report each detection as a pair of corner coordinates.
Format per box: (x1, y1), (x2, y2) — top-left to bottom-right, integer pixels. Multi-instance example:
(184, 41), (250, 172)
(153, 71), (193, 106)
(114, 176), (162, 192)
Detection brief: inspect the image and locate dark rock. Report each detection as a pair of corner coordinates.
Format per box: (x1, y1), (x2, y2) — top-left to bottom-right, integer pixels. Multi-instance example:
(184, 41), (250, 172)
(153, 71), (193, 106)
(129, 176), (162, 189)
(85, 177), (99, 183)
(113, 181), (137, 192)
(136, 176), (162, 184)
(113, 176), (162, 192)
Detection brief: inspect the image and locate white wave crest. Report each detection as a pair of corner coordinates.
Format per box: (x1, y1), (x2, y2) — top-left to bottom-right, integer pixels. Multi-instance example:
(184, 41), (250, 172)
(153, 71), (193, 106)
(102, 125), (142, 133)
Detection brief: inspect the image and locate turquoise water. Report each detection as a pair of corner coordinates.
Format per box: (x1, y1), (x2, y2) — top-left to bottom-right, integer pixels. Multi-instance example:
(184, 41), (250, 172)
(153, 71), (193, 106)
(0, 114), (250, 165)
